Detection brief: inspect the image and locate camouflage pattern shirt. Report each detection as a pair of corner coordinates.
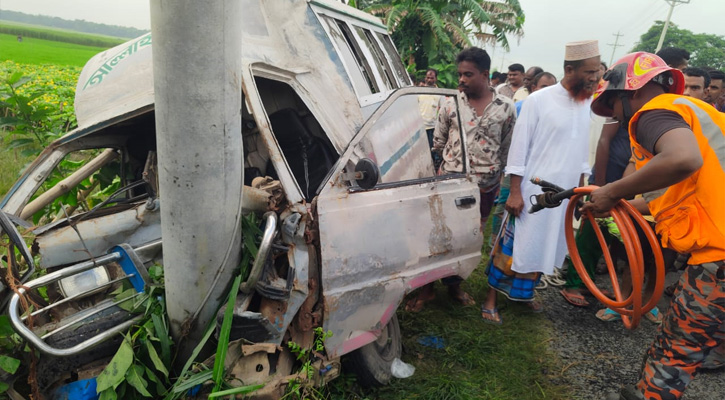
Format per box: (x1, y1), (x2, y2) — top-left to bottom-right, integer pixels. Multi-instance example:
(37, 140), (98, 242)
(432, 89), (516, 187)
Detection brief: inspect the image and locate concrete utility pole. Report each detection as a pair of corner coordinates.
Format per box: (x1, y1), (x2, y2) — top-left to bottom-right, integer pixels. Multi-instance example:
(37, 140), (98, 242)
(150, 0), (243, 364)
(655, 0), (691, 53)
(608, 31), (624, 66)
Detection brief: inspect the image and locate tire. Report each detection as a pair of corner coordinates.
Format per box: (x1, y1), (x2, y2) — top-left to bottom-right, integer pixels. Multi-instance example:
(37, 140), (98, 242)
(344, 313), (402, 387)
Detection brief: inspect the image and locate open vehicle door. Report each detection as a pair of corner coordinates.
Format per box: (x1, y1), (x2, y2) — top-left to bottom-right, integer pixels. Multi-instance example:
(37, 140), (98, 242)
(316, 87), (483, 361)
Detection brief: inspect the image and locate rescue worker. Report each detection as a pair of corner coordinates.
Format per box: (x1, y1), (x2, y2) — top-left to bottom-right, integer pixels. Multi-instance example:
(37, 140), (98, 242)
(585, 52), (725, 400)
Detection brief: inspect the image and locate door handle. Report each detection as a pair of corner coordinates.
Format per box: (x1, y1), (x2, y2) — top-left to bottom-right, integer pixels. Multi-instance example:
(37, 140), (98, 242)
(455, 196), (476, 207)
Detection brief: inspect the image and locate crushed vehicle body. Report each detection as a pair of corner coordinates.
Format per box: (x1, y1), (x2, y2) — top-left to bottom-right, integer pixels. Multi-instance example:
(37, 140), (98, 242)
(0, 0), (483, 397)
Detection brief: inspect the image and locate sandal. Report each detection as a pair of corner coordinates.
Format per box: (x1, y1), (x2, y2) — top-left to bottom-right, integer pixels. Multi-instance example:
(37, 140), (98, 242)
(404, 285), (436, 312)
(481, 306), (502, 325)
(526, 300), (544, 313)
(595, 308), (621, 322)
(664, 282), (678, 297)
(448, 287), (476, 307)
(644, 307), (663, 324)
(560, 289), (590, 307)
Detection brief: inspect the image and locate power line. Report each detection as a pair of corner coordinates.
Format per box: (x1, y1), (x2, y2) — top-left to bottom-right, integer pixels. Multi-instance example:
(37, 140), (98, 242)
(608, 31), (625, 65)
(655, 0), (691, 53)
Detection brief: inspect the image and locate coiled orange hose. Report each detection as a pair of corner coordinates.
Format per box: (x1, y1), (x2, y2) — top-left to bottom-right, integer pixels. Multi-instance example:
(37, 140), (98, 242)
(564, 186), (665, 329)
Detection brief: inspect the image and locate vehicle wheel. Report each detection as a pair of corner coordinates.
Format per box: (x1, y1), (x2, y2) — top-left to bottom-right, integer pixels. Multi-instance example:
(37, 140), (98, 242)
(344, 314), (402, 387)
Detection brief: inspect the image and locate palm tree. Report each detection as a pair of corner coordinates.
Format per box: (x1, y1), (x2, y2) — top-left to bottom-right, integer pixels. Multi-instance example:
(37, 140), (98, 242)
(360, 0), (525, 70)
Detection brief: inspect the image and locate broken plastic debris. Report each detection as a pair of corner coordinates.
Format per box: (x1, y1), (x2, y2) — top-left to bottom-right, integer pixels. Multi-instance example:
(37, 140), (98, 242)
(391, 357), (415, 379)
(417, 335), (445, 349)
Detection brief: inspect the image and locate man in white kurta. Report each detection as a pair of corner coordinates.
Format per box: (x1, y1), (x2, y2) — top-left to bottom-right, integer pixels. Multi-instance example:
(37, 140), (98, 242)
(505, 81), (592, 275)
(481, 40), (603, 324)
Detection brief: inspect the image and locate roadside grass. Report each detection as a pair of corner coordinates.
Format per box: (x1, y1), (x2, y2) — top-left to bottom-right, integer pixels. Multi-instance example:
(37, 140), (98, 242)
(0, 33), (109, 66)
(368, 260), (571, 400)
(0, 145), (32, 200)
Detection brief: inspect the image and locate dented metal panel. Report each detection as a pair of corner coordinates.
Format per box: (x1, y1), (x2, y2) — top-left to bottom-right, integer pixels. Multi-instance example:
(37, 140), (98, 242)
(317, 178), (482, 357)
(35, 202), (161, 269)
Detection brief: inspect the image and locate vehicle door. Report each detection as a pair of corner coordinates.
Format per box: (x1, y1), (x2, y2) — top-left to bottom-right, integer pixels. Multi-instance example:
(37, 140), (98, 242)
(315, 87), (483, 357)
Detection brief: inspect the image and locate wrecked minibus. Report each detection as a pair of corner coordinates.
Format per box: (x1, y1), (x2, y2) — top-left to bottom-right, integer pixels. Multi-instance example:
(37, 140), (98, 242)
(0, 0), (483, 397)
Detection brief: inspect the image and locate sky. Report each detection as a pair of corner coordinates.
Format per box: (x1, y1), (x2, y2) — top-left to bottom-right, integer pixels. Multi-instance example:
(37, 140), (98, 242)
(1, 0), (723, 76)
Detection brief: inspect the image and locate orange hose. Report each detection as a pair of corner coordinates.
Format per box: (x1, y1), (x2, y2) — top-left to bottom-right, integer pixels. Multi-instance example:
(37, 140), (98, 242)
(564, 185), (665, 329)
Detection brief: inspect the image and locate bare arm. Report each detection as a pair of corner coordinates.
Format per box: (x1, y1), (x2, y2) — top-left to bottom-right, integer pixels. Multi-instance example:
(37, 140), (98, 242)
(593, 122), (618, 186)
(629, 197), (650, 215)
(582, 128), (703, 213)
(505, 174), (524, 216)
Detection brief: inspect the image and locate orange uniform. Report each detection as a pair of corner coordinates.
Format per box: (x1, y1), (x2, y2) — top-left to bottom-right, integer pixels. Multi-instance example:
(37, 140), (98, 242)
(626, 94), (725, 400)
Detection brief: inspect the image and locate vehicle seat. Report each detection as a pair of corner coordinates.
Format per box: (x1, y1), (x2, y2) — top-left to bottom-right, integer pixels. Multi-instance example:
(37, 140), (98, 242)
(266, 108), (337, 200)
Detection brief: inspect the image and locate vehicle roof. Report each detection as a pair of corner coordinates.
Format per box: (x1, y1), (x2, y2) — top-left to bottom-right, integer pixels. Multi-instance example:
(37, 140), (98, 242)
(71, 0), (383, 151)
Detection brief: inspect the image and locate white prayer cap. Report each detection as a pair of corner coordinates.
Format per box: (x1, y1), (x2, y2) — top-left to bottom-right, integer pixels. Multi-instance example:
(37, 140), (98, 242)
(564, 40), (600, 61)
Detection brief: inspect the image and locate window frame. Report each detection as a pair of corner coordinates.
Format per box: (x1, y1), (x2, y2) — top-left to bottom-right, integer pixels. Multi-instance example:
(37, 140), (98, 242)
(320, 87), (469, 195)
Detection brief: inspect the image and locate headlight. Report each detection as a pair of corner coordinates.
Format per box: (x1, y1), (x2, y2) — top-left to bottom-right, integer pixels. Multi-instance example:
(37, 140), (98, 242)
(58, 266), (110, 299)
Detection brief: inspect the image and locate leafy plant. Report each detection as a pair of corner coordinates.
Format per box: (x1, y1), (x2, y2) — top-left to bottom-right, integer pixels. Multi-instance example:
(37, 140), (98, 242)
(96, 269), (173, 400)
(0, 71), (75, 156)
(283, 327), (334, 400)
(366, 0), (525, 71)
(632, 21), (725, 70)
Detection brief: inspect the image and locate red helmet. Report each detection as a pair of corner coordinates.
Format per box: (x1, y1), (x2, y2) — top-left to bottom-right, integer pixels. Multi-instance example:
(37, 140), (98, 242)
(591, 52), (684, 117)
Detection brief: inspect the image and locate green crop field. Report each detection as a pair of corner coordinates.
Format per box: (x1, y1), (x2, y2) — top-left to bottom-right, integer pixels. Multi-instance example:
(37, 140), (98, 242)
(0, 21), (126, 48)
(0, 33), (110, 66)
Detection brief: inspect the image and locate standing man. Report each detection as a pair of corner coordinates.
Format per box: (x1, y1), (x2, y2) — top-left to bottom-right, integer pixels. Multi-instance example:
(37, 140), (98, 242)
(588, 52), (724, 400)
(514, 66), (544, 103)
(497, 63), (525, 99)
(682, 67), (710, 101)
(490, 71), (558, 250)
(481, 40), (601, 324)
(655, 47), (690, 71)
(423, 68), (438, 88)
(418, 68), (442, 169)
(405, 47), (516, 312)
(490, 71), (504, 87)
(706, 69), (724, 110)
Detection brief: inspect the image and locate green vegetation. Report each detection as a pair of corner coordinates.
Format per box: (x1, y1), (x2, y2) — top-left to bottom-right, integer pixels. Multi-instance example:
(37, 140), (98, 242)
(633, 21), (725, 70)
(1, 33), (110, 66)
(368, 260), (570, 400)
(0, 149), (32, 202)
(0, 21), (126, 48)
(1, 61), (81, 201)
(1, 10), (147, 39)
(358, 0), (524, 81)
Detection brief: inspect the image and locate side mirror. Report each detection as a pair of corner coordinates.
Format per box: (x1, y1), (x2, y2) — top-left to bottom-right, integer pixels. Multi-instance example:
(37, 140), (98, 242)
(354, 158), (380, 189)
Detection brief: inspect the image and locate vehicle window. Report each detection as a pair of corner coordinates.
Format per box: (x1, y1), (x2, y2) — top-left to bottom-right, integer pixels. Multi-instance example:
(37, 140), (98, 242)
(375, 32), (411, 86)
(347, 92), (464, 188)
(25, 148), (129, 225)
(354, 27), (396, 91)
(321, 15), (379, 95)
(254, 77), (339, 201)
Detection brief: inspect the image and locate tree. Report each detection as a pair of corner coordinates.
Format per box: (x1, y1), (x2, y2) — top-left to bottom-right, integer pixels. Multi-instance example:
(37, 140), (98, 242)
(631, 21), (725, 70)
(357, 0), (525, 77)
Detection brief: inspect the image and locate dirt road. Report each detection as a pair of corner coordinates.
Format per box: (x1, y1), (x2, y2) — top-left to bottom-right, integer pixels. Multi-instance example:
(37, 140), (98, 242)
(538, 270), (724, 400)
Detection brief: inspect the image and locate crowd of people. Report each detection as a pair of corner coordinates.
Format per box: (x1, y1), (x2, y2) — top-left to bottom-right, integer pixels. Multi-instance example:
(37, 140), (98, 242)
(409, 42), (724, 400)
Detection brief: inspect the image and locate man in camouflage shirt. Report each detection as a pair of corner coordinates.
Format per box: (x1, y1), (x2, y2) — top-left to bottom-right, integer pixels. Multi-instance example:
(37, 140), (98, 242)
(433, 47), (516, 228)
(404, 47), (514, 312)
